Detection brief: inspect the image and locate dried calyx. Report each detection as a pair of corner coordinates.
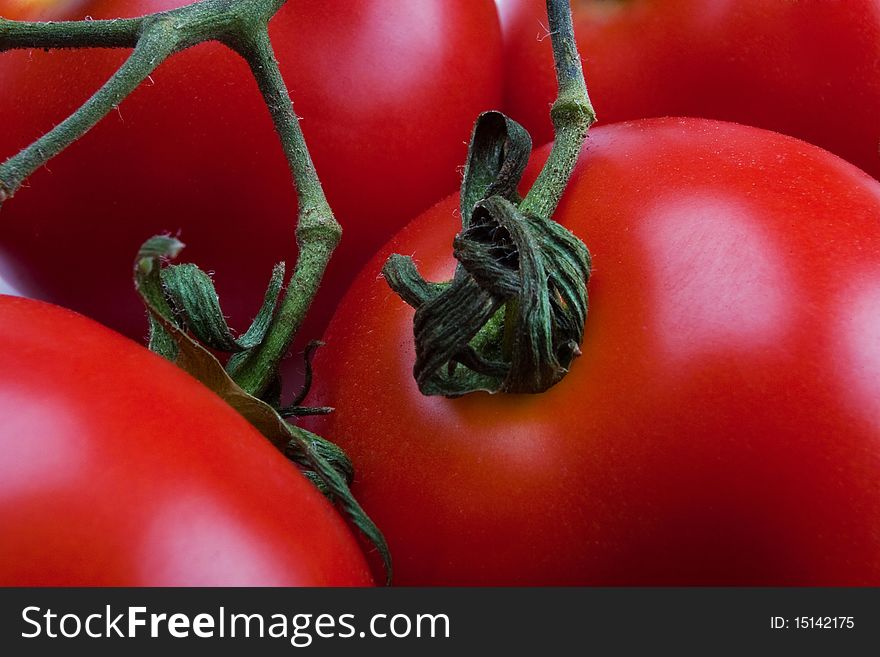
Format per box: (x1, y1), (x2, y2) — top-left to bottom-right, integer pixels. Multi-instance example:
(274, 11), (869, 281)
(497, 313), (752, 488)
(384, 112), (591, 397)
(383, 0), (595, 398)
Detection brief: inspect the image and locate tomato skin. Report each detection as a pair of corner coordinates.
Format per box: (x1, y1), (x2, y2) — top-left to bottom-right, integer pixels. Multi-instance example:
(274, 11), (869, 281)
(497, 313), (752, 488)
(304, 118), (880, 585)
(0, 295), (372, 586)
(499, 0), (880, 178)
(0, 0), (502, 341)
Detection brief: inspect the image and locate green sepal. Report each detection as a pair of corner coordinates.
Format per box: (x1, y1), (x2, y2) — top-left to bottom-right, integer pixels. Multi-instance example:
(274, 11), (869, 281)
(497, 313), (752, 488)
(134, 236), (392, 584)
(383, 111), (591, 397)
(285, 428), (355, 488)
(160, 260), (284, 353)
(455, 196), (591, 392)
(136, 235), (185, 361)
(460, 110), (532, 222)
(381, 254), (448, 307)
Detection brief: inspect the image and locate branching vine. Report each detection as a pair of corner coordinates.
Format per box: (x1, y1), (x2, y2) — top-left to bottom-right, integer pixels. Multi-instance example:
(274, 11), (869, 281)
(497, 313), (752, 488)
(0, 0), (385, 580)
(0, 0), (596, 583)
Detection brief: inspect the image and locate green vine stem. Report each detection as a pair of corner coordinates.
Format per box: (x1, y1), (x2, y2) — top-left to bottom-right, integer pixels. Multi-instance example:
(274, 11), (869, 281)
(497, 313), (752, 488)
(0, 0), (389, 576)
(382, 0), (596, 397)
(1, 0), (591, 575)
(226, 27), (341, 398)
(0, 28), (176, 202)
(0, 16), (142, 51)
(520, 0), (595, 219)
(0, 0), (335, 393)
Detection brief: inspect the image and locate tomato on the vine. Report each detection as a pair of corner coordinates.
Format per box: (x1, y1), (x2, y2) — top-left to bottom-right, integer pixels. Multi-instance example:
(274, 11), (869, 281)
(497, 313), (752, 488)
(498, 0), (880, 178)
(0, 295), (372, 586)
(0, 0), (503, 341)
(304, 118), (880, 585)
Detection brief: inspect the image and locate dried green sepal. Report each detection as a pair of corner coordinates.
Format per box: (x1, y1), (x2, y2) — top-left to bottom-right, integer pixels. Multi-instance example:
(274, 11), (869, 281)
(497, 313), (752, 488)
(134, 235), (392, 584)
(383, 112), (591, 397)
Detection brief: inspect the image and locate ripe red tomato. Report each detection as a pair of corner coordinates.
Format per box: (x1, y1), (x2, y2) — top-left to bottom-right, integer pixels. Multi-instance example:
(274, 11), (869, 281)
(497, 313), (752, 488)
(304, 118), (880, 585)
(498, 0), (880, 178)
(0, 294), (372, 586)
(0, 0), (502, 341)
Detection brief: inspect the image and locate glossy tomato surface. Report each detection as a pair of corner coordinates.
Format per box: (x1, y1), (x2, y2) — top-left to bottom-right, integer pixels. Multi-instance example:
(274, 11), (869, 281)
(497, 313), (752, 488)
(304, 119), (880, 585)
(498, 0), (880, 178)
(0, 0), (502, 340)
(0, 295), (372, 586)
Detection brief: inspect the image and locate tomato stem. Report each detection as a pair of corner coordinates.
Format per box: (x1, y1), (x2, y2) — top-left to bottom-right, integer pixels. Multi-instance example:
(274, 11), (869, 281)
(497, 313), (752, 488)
(0, 26), (177, 203)
(227, 27), (341, 397)
(0, 1), (376, 566)
(520, 0), (596, 220)
(0, 16), (143, 50)
(0, 0), (338, 395)
(381, 0), (594, 397)
(0, 1), (281, 204)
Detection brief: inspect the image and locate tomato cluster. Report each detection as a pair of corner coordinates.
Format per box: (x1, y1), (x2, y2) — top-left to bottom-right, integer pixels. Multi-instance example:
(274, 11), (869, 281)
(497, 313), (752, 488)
(2, 0), (880, 586)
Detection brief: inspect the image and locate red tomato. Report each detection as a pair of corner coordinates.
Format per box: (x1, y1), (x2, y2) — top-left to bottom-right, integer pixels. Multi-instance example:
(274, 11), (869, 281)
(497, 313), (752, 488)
(0, 0), (502, 341)
(498, 0), (880, 178)
(304, 118), (880, 585)
(0, 294), (372, 586)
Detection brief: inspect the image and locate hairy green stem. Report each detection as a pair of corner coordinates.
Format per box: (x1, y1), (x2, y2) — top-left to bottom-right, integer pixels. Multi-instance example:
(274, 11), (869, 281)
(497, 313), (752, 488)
(0, 25), (177, 201)
(0, 0), (286, 205)
(520, 0), (595, 220)
(2, 0), (383, 578)
(0, 0), (333, 392)
(0, 16), (144, 51)
(227, 28), (341, 398)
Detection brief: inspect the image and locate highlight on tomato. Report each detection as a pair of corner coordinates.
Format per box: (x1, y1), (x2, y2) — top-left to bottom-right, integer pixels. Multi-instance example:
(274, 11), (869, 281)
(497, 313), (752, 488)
(0, 295), (373, 586)
(304, 118), (880, 585)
